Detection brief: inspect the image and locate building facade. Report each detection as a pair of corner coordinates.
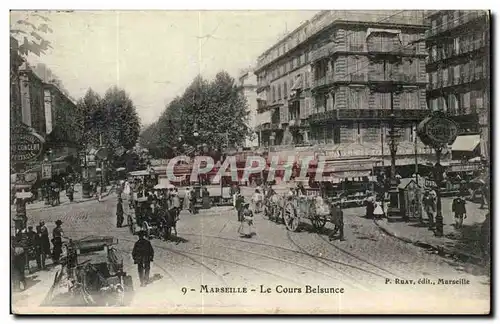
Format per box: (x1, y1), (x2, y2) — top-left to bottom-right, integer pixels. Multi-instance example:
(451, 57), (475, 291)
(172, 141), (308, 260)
(18, 62), (47, 136)
(254, 11), (435, 165)
(237, 68), (259, 148)
(425, 10), (490, 159)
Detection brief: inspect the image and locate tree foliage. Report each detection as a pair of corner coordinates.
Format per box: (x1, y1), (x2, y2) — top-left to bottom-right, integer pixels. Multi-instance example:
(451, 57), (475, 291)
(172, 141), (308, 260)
(140, 71), (251, 158)
(77, 87), (141, 164)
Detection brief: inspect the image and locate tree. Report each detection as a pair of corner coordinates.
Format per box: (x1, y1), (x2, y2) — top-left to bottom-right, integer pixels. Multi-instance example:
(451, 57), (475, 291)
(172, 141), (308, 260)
(77, 87), (141, 166)
(139, 71), (251, 156)
(10, 11), (53, 125)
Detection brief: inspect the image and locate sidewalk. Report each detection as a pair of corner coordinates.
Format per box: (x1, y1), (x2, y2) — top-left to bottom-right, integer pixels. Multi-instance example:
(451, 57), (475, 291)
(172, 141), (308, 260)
(22, 184), (115, 211)
(374, 197), (489, 264)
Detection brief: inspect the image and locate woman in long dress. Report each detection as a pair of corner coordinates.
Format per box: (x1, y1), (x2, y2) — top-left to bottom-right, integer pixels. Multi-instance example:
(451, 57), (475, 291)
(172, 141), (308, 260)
(373, 201), (385, 219)
(238, 203), (254, 238)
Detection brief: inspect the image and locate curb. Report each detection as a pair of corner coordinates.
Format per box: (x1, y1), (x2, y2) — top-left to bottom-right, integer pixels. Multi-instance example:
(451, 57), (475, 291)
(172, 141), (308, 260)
(24, 191), (116, 212)
(373, 218), (484, 265)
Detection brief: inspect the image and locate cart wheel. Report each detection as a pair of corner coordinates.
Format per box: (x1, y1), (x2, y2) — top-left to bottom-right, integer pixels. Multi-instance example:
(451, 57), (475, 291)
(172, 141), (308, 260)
(283, 201), (300, 232)
(311, 216), (327, 231)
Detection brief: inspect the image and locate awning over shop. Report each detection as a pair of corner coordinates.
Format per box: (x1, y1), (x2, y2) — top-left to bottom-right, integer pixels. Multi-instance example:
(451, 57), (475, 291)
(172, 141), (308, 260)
(256, 111), (272, 126)
(452, 135), (481, 152)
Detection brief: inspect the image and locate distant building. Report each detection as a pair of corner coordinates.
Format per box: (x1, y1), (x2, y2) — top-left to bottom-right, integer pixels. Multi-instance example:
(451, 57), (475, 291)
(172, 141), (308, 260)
(253, 11), (436, 169)
(424, 10), (490, 160)
(18, 62), (47, 136)
(237, 68), (259, 148)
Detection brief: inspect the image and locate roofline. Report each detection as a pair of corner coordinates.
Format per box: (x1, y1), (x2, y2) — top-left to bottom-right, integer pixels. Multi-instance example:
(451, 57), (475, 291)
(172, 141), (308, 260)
(254, 19), (428, 74)
(257, 10), (327, 60)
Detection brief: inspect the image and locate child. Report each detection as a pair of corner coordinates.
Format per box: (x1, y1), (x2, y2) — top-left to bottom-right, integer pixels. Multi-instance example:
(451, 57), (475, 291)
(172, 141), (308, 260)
(238, 202), (254, 238)
(373, 201), (384, 219)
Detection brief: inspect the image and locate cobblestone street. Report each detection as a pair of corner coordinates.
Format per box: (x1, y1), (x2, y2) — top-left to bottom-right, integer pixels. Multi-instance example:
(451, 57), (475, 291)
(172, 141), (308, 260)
(12, 193), (490, 314)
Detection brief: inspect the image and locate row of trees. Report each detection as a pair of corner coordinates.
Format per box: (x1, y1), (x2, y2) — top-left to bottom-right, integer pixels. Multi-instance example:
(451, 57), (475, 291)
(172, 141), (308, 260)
(11, 12), (142, 171)
(139, 71), (253, 159)
(76, 87), (141, 167)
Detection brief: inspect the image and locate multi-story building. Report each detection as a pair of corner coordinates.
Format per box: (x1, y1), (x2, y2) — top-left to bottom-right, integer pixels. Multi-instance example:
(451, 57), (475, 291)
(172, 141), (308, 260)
(43, 83), (81, 158)
(425, 10), (490, 160)
(254, 11), (435, 168)
(18, 62), (47, 136)
(237, 68), (259, 148)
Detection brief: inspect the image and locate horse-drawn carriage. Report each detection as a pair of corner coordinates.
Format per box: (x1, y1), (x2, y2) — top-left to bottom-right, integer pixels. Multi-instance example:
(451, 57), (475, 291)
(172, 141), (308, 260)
(127, 197), (168, 240)
(42, 236), (133, 307)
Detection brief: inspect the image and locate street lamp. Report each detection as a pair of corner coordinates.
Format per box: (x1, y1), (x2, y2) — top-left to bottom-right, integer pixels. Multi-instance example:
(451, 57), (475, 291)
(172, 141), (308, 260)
(387, 112), (401, 218)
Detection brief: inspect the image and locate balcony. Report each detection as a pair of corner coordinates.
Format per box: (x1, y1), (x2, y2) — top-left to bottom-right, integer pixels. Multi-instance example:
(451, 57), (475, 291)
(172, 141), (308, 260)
(257, 100), (268, 113)
(349, 44), (364, 53)
(258, 123), (282, 131)
(310, 43), (337, 62)
(256, 80), (270, 93)
(426, 11), (488, 38)
(309, 109), (431, 123)
(312, 72), (336, 90)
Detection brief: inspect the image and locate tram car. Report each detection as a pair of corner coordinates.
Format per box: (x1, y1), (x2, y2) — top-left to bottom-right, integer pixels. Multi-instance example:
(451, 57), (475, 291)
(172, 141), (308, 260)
(42, 236), (133, 307)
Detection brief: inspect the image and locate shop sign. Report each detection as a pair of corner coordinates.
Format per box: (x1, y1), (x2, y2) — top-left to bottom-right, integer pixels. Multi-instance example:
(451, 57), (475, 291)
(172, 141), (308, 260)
(417, 115), (458, 148)
(41, 163), (52, 180)
(11, 128), (45, 162)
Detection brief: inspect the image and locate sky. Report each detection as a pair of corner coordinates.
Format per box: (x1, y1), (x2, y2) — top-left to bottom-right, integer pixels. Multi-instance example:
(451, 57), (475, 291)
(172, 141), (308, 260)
(10, 10), (319, 127)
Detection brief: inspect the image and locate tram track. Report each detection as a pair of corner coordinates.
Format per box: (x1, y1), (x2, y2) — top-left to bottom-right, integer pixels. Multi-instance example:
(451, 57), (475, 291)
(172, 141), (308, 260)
(119, 238), (229, 286)
(315, 233), (410, 280)
(284, 231), (369, 291)
(179, 232), (393, 281)
(120, 237), (306, 287)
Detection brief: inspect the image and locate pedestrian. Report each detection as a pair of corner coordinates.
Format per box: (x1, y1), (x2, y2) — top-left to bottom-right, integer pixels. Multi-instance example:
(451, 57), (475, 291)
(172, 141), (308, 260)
(329, 202), (345, 241)
(37, 221), (50, 269)
(422, 189), (436, 229)
(11, 236), (26, 291)
(189, 187), (197, 214)
(235, 192), (245, 222)
(184, 187), (191, 211)
(116, 197), (124, 228)
(452, 195), (467, 229)
(171, 188), (181, 222)
(238, 202), (254, 238)
(373, 200), (384, 219)
(365, 196), (375, 219)
(202, 187), (211, 209)
(252, 188), (263, 213)
(51, 220), (64, 264)
(66, 182), (74, 202)
(132, 231), (154, 287)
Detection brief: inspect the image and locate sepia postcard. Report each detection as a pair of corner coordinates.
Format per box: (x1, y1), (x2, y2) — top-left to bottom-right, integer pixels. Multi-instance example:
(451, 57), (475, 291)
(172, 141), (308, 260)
(9, 9), (491, 315)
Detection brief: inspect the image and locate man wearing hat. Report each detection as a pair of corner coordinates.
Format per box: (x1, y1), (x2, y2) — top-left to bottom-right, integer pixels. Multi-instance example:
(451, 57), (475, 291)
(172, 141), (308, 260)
(132, 231), (154, 287)
(37, 221), (50, 269)
(116, 197), (124, 228)
(422, 189), (436, 230)
(52, 220), (64, 264)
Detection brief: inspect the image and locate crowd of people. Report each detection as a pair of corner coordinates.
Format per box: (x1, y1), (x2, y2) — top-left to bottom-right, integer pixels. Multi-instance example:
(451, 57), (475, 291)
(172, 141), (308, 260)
(11, 219), (66, 291)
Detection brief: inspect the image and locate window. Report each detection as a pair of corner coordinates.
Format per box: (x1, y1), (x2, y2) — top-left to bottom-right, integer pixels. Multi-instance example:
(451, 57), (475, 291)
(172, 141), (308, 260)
(284, 81), (288, 98)
(298, 54), (302, 66)
(305, 71), (309, 88)
(290, 59), (294, 70)
(442, 68), (448, 85)
(454, 37), (460, 54)
(305, 51), (309, 63)
(278, 84), (282, 100)
(272, 86), (276, 102)
(333, 127), (341, 144)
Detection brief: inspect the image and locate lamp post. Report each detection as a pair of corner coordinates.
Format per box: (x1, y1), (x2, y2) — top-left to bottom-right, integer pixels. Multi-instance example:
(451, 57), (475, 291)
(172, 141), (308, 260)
(417, 111), (458, 237)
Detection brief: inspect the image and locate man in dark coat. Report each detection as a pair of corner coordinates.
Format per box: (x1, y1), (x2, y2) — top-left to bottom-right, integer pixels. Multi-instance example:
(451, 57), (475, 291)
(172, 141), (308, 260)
(116, 197), (124, 228)
(329, 202), (345, 241)
(37, 221), (50, 269)
(52, 220), (64, 264)
(132, 231), (154, 287)
(452, 196), (467, 229)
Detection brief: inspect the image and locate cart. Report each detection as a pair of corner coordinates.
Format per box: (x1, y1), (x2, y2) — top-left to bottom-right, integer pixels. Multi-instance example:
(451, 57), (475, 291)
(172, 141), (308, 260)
(282, 194), (331, 232)
(42, 236), (133, 307)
